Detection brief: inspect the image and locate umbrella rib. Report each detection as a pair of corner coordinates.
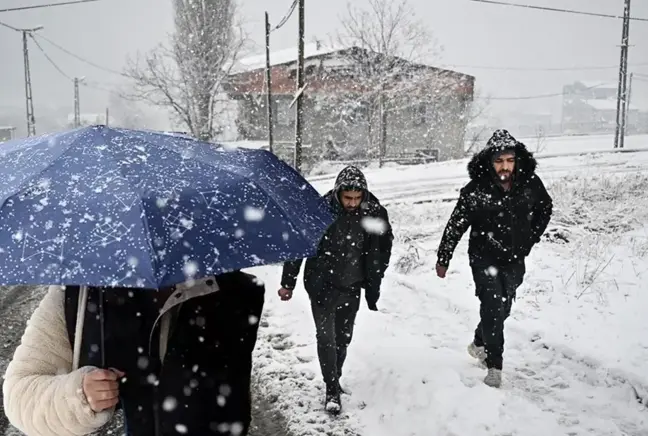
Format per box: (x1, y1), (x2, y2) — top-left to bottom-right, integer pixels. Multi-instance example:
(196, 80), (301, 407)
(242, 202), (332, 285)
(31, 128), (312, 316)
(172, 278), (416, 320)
(101, 128), (163, 288)
(0, 129), (86, 210)
(111, 128), (316, 258)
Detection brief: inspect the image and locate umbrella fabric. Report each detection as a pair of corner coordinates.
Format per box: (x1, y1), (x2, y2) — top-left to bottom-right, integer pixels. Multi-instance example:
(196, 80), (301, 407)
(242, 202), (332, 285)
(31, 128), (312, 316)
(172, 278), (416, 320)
(0, 126), (333, 288)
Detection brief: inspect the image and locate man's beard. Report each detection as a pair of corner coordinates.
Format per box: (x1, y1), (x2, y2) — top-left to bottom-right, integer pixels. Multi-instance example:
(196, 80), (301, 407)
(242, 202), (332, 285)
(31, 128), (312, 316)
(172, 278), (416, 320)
(498, 171), (512, 182)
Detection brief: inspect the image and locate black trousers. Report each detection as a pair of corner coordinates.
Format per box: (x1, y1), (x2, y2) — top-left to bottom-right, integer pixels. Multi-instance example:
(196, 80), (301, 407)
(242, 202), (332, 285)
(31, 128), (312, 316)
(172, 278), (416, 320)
(471, 262), (525, 370)
(310, 283), (361, 389)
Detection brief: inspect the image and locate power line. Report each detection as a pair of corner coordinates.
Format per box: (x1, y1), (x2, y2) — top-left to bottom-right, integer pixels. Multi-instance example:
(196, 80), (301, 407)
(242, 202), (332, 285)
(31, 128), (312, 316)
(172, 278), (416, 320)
(0, 0), (101, 14)
(468, 0), (648, 22)
(481, 83), (610, 101)
(272, 0), (298, 32)
(0, 20), (19, 31)
(443, 61), (648, 72)
(28, 34), (74, 81)
(32, 33), (130, 78)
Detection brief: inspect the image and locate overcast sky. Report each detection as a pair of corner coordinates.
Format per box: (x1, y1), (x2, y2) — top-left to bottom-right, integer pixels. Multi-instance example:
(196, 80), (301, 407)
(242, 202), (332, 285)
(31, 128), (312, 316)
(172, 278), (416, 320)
(0, 0), (646, 128)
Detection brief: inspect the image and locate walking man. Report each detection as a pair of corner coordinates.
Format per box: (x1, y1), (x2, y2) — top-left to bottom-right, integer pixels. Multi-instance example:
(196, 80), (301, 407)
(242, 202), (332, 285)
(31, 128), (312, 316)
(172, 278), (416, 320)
(435, 129), (553, 388)
(278, 166), (393, 415)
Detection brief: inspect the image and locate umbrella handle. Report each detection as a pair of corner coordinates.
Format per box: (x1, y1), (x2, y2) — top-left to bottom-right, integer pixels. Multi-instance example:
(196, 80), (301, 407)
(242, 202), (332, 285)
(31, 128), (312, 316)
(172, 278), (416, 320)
(72, 285), (89, 371)
(99, 289), (106, 368)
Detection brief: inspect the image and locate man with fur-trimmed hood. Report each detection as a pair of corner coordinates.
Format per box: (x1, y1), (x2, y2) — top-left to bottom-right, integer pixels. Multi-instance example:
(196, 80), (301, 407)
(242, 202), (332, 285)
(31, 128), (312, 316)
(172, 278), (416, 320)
(278, 165), (393, 415)
(436, 129), (553, 388)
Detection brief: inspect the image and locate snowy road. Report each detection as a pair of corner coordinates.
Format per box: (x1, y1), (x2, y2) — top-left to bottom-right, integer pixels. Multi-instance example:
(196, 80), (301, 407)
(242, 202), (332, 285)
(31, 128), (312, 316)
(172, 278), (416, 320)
(252, 146), (648, 436)
(309, 147), (648, 205)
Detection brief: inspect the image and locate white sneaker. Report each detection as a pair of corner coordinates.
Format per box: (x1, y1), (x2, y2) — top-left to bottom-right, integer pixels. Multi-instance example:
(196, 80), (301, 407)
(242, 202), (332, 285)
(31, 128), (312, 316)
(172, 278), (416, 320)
(467, 342), (487, 364)
(484, 368), (502, 388)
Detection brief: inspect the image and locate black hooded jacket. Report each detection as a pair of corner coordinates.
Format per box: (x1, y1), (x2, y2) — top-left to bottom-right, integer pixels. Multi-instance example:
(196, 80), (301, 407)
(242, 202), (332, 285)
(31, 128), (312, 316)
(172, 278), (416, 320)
(437, 130), (553, 267)
(281, 166), (393, 309)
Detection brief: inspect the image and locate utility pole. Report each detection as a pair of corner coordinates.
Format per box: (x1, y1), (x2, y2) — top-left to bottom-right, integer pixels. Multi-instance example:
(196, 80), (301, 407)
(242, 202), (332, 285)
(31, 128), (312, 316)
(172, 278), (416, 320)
(265, 12), (274, 154)
(19, 27), (43, 136)
(105, 107), (110, 126)
(614, 0), (631, 149)
(294, 0), (305, 173)
(625, 72), (634, 134)
(74, 78), (81, 127)
(378, 89), (387, 168)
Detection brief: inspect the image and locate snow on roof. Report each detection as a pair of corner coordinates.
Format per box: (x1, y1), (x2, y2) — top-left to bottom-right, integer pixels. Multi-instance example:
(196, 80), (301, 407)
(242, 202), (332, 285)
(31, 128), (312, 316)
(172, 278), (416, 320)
(233, 42), (349, 73)
(585, 99), (640, 111)
(578, 80), (618, 89)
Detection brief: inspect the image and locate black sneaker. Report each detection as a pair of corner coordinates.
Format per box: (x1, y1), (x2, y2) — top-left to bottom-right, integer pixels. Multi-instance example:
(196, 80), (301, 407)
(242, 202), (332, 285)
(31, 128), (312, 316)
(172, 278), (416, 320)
(325, 385), (341, 415)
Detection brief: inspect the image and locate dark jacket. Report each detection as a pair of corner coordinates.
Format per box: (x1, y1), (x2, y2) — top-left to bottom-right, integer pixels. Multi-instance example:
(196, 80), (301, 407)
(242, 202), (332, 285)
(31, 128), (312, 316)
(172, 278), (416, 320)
(437, 130), (553, 267)
(281, 166), (393, 309)
(64, 271), (265, 436)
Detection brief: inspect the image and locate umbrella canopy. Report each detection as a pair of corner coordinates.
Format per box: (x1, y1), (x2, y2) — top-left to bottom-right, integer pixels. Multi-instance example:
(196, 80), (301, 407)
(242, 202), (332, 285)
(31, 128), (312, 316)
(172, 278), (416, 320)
(0, 125), (333, 288)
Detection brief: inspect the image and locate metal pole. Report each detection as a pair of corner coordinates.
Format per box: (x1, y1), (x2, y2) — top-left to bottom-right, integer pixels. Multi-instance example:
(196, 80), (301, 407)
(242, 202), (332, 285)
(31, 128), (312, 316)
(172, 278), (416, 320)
(74, 78), (80, 127)
(625, 72), (633, 133)
(105, 107), (110, 126)
(614, 0), (631, 148)
(618, 0), (631, 149)
(294, 0), (305, 173)
(379, 90), (387, 168)
(22, 31), (37, 136)
(265, 12), (274, 154)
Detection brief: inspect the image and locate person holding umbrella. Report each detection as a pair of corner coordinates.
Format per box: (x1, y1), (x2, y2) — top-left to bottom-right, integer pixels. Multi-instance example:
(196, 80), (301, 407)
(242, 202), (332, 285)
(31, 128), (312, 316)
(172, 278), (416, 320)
(3, 273), (264, 436)
(0, 126), (336, 435)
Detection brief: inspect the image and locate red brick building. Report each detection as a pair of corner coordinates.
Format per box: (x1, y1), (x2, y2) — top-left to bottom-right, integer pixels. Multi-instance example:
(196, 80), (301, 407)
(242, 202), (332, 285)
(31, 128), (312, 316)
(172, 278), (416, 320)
(225, 43), (475, 163)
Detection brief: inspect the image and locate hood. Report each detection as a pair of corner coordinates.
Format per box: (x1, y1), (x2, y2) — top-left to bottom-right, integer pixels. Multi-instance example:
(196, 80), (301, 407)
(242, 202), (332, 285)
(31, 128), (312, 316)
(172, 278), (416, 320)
(467, 129), (537, 183)
(334, 165), (368, 195)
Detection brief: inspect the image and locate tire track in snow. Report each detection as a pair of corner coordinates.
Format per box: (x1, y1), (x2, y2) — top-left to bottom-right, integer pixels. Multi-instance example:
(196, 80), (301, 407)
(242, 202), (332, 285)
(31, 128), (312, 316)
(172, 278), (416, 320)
(394, 276), (648, 435)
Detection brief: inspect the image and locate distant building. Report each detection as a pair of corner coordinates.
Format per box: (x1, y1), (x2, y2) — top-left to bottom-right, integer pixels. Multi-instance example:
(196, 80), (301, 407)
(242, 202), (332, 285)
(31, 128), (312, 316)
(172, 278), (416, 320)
(66, 113), (116, 128)
(224, 43), (475, 165)
(562, 81), (644, 134)
(0, 126), (16, 143)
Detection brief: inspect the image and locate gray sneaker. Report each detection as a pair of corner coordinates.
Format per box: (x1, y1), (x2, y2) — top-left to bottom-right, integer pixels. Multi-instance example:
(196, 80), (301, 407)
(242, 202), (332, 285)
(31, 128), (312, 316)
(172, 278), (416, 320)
(467, 342), (487, 366)
(484, 368), (502, 388)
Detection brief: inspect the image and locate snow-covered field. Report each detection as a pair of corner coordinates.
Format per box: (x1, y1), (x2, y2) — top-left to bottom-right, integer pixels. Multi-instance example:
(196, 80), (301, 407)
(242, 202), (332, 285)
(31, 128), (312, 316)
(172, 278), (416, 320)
(247, 136), (648, 436)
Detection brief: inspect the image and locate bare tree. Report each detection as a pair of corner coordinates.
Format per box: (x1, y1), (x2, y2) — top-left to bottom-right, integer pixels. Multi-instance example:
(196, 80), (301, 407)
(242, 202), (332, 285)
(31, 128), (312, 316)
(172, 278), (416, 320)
(464, 92), (491, 155)
(108, 92), (148, 129)
(125, 0), (245, 140)
(317, 0), (469, 162)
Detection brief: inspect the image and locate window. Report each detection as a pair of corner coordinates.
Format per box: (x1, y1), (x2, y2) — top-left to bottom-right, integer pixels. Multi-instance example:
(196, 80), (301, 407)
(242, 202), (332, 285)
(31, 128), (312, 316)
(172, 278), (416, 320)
(275, 98), (295, 127)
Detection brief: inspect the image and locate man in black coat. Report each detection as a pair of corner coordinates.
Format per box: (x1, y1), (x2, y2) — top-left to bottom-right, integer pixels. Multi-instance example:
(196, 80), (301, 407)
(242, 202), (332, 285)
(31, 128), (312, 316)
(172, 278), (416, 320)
(436, 129), (553, 388)
(278, 165), (393, 415)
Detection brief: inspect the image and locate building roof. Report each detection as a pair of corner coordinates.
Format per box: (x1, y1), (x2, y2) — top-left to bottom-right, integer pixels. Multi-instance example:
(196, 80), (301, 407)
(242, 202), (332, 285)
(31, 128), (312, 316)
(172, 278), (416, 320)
(233, 42), (347, 73)
(578, 80), (618, 90)
(231, 42), (475, 81)
(585, 99), (640, 111)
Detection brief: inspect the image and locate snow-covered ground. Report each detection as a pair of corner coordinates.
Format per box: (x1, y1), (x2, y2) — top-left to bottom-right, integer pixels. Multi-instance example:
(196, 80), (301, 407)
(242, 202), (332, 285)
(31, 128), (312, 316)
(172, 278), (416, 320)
(247, 137), (648, 436)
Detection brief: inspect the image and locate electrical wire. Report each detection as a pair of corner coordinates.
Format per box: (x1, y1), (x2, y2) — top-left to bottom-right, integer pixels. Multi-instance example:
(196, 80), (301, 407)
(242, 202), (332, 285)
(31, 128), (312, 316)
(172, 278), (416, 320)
(0, 0), (101, 14)
(442, 61), (648, 72)
(0, 20), (18, 31)
(468, 0), (648, 22)
(32, 33), (130, 78)
(480, 83), (613, 101)
(271, 0), (298, 32)
(29, 34), (74, 82)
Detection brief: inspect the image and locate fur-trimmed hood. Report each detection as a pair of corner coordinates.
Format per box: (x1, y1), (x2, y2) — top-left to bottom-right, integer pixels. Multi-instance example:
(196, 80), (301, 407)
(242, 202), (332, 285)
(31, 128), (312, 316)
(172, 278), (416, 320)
(467, 129), (537, 183)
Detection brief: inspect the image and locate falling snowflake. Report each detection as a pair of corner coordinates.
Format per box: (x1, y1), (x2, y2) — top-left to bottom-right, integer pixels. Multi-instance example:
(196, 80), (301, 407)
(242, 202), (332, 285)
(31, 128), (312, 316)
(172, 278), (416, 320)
(361, 217), (387, 234)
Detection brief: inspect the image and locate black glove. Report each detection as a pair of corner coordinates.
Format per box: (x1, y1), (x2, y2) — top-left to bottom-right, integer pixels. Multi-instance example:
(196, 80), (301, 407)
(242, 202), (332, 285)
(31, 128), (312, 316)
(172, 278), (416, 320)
(365, 288), (379, 311)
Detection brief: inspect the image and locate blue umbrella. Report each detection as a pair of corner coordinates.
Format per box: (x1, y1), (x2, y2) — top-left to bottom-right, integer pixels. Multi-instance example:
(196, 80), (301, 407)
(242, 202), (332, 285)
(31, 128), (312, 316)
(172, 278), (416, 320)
(0, 125), (333, 288)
